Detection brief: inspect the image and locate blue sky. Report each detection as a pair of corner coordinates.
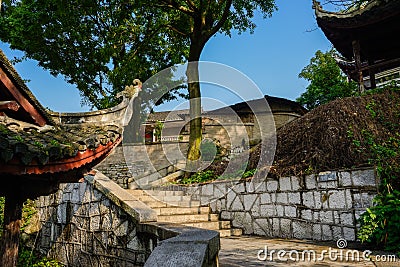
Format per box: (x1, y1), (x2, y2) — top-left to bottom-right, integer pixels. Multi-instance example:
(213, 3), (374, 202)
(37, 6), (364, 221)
(0, 0), (332, 112)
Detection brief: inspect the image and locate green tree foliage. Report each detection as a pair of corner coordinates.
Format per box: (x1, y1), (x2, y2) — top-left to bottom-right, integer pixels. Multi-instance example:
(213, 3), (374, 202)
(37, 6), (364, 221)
(200, 139), (219, 161)
(150, 0), (277, 167)
(153, 121), (164, 142)
(0, 0), (277, 165)
(0, 0), (187, 109)
(296, 49), (358, 110)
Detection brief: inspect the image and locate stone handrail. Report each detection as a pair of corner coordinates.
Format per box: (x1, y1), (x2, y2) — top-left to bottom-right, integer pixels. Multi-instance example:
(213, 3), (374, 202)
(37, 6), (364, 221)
(139, 223), (220, 267)
(87, 170), (220, 266)
(86, 170), (157, 223)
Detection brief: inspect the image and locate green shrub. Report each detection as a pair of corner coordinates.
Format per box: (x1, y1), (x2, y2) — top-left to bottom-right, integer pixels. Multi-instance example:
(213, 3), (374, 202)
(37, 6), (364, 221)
(242, 169), (256, 178)
(355, 87), (400, 254)
(21, 199), (37, 232)
(0, 196), (4, 237)
(178, 170), (216, 184)
(18, 246), (62, 267)
(200, 139), (219, 161)
(0, 198), (61, 266)
(0, 198), (37, 234)
(358, 190), (400, 252)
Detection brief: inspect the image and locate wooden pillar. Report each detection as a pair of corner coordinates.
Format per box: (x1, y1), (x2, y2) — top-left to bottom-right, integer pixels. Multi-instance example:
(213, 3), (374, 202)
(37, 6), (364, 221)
(368, 60), (377, 89)
(352, 40), (365, 93)
(1, 195), (23, 267)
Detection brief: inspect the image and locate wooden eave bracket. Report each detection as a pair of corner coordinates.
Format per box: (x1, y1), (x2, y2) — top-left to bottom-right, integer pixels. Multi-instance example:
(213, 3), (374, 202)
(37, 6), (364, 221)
(0, 101), (20, 112)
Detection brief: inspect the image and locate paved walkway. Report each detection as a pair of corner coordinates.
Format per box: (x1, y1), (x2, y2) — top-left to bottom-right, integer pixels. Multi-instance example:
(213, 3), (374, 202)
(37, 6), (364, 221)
(219, 236), (400, 267)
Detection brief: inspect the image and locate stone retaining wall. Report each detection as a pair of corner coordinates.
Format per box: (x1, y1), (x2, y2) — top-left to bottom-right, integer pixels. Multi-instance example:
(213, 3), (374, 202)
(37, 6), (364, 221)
(179, 168), (379, 241)
(34, 172), (157, 266)
(33, 171), (219, 266)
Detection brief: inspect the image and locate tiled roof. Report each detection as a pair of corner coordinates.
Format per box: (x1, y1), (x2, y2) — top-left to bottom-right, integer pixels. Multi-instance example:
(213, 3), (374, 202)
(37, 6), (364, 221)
(147, 109), (190, 122)
(207, 95), (307, 115)
(0, 116), (121, 175)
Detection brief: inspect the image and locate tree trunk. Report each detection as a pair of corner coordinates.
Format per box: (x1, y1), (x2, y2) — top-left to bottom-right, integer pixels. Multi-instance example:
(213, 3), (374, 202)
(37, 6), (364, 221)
(185, 41), (204, 174)
(1, 195), (23, 267)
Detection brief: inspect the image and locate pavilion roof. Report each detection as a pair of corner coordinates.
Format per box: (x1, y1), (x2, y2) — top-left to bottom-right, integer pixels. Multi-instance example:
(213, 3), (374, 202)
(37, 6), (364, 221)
(0, 48), (135, 266)
(0, 49), (133, 186)
(313, 0), (400, 62)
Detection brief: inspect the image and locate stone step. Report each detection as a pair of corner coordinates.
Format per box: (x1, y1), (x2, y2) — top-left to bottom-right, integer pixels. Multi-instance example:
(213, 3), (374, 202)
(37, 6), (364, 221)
(157, 213), (219, 223)
(218, 228), (243, 238)
(142, 200), (201, 208)
(150, 170), (184, 187)
(134, 168), (184, 187)
(127, 189), (185, 197)
(182, 220), (231, 230)
(134, 194), (192, 203)
(134, 172), (164, 187)
(124, 189), (242, 237)
(154, 206), (210, 216)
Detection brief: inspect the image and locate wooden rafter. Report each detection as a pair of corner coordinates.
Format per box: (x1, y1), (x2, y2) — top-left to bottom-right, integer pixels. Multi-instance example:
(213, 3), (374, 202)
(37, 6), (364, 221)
(0, 68), (47, 126)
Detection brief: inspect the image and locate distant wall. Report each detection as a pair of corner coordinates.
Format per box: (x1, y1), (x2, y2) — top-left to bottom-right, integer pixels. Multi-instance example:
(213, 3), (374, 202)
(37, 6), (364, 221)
(96, 144), (187, 188)
(177, 168), (379, 241)
(192, 112), (300, 149)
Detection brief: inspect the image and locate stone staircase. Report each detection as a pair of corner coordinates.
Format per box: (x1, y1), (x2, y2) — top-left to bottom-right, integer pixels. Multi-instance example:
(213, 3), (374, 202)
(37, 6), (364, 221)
(127, 189), (242, 237)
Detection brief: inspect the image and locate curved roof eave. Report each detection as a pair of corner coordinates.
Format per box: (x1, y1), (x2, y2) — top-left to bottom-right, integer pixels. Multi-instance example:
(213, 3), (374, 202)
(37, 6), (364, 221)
(313, 0), (384, 20)
(313, 0), (400, 61)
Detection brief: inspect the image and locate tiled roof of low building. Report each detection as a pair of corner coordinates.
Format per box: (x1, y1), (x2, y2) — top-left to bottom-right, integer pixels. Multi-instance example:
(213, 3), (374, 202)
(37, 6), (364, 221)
(0, 48), (137, 265)
(207, 95), (307, 115)
(147, 108), (191, 122)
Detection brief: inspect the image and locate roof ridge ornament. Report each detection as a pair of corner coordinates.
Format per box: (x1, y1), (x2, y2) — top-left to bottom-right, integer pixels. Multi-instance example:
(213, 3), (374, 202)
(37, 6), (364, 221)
(312, 0), (322, 11)
(117, 79), (142, 99)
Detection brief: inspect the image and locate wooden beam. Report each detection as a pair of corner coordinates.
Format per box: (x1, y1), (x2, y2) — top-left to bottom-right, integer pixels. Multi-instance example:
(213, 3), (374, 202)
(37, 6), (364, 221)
(0, 195), (23, 267)
(352, 40), (365, 93)
(0, 68), (47, 126)
(360, 58), (400, 72)
(342, 58), (400, 76)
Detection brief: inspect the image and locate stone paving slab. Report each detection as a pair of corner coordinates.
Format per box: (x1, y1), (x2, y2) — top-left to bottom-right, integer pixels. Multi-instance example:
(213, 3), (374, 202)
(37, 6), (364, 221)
(219, 236), (400, 267)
